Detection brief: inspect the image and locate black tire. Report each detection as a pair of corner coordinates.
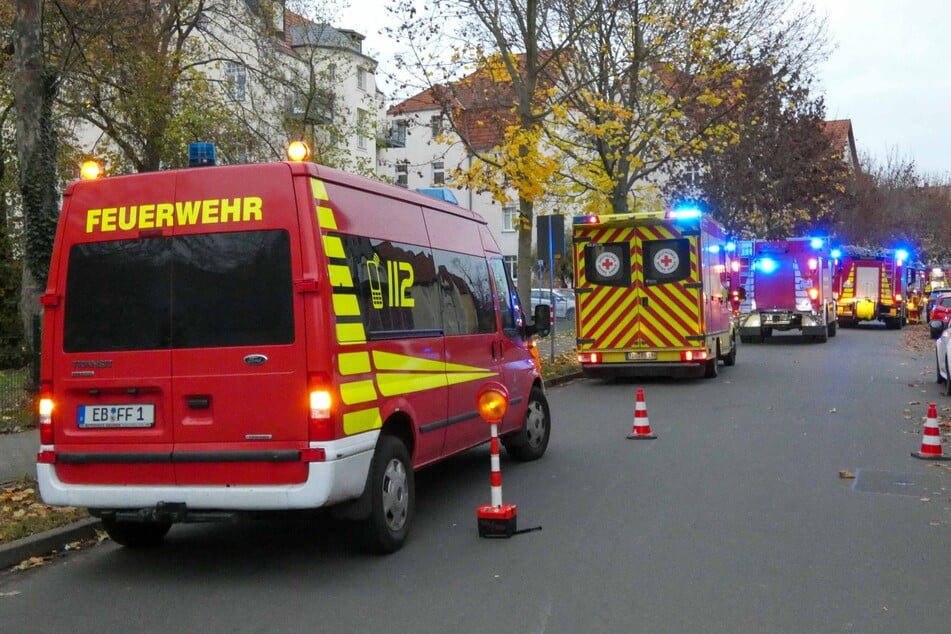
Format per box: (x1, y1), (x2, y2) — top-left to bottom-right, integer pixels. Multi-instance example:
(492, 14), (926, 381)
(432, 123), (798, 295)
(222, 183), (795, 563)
(937, 351), (944, 384)
(704, 345), (719, 378)
(945, 358), (951, 396)
(814, 328), (828, 343)
(360, 435), (413, 554)
(828, 315), (837, 337)
(101, 517), (171, 548)
(565, 308), (575, 322)
(722, 333), (737, 366)
(503, 386), (551, 461)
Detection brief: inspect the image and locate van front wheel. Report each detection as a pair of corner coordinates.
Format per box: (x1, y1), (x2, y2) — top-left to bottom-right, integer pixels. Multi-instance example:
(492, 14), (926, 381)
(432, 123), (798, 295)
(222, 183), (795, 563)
(502, 386), (551, 462)
(360, 435), (414, 554)
(101, 516), (171, 548)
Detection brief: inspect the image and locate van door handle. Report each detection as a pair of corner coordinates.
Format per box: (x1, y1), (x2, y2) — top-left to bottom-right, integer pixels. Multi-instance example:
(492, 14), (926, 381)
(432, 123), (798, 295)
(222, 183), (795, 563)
(187, 396), (211, 409)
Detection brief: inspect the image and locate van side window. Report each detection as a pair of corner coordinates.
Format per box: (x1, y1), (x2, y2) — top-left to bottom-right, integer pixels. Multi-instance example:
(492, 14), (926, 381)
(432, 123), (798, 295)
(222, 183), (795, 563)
(63, 230), (294, 352)
(433, 251), (496, 335)
(337, 235), (498, 338)
(489, 258), (518, 332)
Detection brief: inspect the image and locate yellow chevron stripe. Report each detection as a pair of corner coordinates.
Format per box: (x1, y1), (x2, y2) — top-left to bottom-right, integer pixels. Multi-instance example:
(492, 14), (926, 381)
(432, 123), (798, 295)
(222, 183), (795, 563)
(339, 380), (378, 405)
(373, 350), (444, 372)
(377, 372), (449, 396)
(338, 351), (371, 375)
(317, 205), (337, 230)
(336, 323), (366, 344)
(343, 407), (381, 435)
(332, 293), (361, 316)
(328, 264), (353, 287)
(311, 178), (329, 201)
(323, 234), (345, 259)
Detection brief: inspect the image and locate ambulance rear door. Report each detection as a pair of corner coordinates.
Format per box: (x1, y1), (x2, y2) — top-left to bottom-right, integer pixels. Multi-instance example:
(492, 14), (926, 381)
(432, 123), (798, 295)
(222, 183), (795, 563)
(168, 163), (310, 486)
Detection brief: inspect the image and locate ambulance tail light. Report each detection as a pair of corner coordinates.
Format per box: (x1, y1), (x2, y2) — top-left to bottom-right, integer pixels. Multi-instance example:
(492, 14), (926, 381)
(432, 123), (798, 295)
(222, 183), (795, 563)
(38, 382), (54, 445)
(574, 215), (600, 225)
(308, 374), (334, 441)
(681, 350), (708, 362)
(578, 352), (601, 364)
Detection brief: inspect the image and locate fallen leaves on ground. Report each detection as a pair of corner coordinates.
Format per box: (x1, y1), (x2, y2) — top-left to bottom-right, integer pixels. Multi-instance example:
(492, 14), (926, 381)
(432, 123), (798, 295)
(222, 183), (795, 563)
(839, 470), (855, 479)
(0, 478), (88, 545)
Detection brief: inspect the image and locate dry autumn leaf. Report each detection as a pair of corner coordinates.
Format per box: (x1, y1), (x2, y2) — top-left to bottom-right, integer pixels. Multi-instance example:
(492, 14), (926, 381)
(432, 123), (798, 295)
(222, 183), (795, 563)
(839, 470), (855, 479)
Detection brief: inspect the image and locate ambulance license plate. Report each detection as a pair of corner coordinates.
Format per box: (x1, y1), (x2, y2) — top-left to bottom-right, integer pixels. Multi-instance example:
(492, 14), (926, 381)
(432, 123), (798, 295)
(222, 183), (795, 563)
(627, 352), (657, 361)
(78, 404), (155, 428)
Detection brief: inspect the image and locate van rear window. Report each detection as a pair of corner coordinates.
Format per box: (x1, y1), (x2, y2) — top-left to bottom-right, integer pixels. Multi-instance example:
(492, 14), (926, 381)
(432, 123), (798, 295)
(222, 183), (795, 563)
(63, 230), (293, 352)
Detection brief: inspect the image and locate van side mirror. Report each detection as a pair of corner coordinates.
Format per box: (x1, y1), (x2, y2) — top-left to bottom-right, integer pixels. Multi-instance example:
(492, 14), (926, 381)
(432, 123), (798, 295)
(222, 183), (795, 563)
(531, 304), (551, 337)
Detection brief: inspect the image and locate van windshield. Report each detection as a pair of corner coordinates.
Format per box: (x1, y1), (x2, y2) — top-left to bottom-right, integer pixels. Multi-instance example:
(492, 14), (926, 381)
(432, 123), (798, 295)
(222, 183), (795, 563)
(63, 230), (293, 352)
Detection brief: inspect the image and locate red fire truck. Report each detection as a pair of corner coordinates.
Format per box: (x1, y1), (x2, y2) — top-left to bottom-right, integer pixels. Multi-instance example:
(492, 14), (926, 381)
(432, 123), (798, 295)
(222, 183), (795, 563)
(733, 237), (837, 343)
(832, 245), (909, 329)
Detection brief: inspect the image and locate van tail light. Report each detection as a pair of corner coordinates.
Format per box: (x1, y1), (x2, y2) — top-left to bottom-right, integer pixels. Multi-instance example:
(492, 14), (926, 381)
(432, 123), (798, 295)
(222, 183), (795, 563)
(308, 373), (334, 441)
(578, 352), (600, 364)
(38, 382), (54, 445)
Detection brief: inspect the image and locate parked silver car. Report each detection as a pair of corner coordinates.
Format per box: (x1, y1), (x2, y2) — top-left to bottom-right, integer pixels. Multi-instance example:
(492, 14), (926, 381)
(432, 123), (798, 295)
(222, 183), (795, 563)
(531, 288), (576, 320)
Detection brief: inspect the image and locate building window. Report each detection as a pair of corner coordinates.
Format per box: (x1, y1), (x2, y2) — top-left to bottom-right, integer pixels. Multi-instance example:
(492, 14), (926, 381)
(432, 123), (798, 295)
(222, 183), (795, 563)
(430, 115), (444, 138)
(357, 109), (370, 150)
(395, 162), (408, 188)
(432, 160), (444, 186)
(502, 204), (517, 232)
(327, 64), (336, 83)
(226, 62), (247, 102)
(684, 163), (703, 187)
(504, 255), (518, 281)
(357, 68), (367, 92)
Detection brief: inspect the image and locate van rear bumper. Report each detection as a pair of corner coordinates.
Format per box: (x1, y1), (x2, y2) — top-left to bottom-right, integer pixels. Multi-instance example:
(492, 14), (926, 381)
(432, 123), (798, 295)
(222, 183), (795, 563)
(36, 431), (379, 512)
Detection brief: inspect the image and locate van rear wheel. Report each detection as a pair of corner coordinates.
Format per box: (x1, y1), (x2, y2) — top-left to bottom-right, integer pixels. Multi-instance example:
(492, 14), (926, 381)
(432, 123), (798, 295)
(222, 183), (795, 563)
(101, 517), (171, 548)
(502, 386), (550, 462)
(360, 435), (413, 554)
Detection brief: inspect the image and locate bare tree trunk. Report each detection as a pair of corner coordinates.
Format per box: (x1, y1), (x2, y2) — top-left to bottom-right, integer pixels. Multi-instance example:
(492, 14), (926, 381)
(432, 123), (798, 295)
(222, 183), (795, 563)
(14, 0), (60, 386)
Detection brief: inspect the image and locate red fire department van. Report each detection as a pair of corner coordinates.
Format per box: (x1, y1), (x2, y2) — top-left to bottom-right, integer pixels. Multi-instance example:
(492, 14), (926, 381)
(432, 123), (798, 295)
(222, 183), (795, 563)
(733, 237), (837, 343)
(572, 207), (737, 379)
(36, 152), (551, 553)
(833, 245), (909, 329)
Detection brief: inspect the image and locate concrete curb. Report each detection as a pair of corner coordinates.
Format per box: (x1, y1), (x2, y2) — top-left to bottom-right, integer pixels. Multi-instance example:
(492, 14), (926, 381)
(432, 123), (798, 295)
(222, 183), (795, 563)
(0, 517), (102, 570)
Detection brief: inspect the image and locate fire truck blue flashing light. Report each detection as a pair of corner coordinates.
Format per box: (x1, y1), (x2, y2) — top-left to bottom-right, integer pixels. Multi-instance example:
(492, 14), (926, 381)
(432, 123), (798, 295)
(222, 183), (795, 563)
(810, 237), (824, 249)
(708, 244), (720, 254)
(667, 206), (702, 221)
(755, 257), (778, 274)
(188, 142), (216, 167)
(830, 248), (842, 259)
(574, 215), (600, 224)
(895, 249), (909, 263)
(725, 241), (736, 252)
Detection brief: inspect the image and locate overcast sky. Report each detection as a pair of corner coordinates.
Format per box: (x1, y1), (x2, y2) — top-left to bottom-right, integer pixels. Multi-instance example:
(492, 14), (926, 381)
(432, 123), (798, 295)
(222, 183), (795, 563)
(339, 1), (950, 179)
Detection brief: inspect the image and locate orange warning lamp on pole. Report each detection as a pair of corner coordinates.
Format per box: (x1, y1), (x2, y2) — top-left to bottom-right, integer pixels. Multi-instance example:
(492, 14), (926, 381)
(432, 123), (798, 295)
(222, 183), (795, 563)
(476, 382), (518, 538)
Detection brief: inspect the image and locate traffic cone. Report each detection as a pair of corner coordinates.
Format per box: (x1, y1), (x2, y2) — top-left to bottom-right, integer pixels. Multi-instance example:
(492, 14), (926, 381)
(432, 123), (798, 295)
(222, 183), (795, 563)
(911, 402), (951, 461)
(627, 387), (657, 439)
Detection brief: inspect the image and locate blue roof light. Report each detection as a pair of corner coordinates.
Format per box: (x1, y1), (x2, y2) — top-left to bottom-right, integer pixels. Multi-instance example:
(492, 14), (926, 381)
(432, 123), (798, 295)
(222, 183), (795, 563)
(810, 237), (824, 249)
(755, 257), (778, 274)
(895, 249), (909, 262)
(667, 207), (702, 220)
(725, 241), (736, 252)
(830, 248), (842, 259)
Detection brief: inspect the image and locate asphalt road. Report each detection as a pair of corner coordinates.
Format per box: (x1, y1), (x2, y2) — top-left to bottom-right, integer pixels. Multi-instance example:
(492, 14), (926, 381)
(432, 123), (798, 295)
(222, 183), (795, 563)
(1, 325), (949, 633)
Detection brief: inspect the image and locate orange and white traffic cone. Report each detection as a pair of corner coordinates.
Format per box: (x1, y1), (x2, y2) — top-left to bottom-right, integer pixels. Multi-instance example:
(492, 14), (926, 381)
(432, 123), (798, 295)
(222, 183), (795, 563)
(627, 387), (657, 439)
(911, 402), (951, 461)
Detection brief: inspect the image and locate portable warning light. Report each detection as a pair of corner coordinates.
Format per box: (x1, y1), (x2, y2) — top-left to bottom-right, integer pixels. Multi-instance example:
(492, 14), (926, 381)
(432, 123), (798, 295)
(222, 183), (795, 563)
(476, 382), (518, 538)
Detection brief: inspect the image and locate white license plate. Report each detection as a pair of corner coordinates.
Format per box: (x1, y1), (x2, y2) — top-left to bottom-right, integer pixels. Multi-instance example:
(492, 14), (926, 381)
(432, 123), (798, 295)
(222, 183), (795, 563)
(78, 404), (155, 428)
(626, 351), (657, 361)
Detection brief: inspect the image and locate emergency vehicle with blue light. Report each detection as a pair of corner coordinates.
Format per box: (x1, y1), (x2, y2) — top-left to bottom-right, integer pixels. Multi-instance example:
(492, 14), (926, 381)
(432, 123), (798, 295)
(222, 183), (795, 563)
(35, 143), (552, 554)
(832, 245), (909, 329)
(571, 207), (737, 379)
(733, 237), (837, 343)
